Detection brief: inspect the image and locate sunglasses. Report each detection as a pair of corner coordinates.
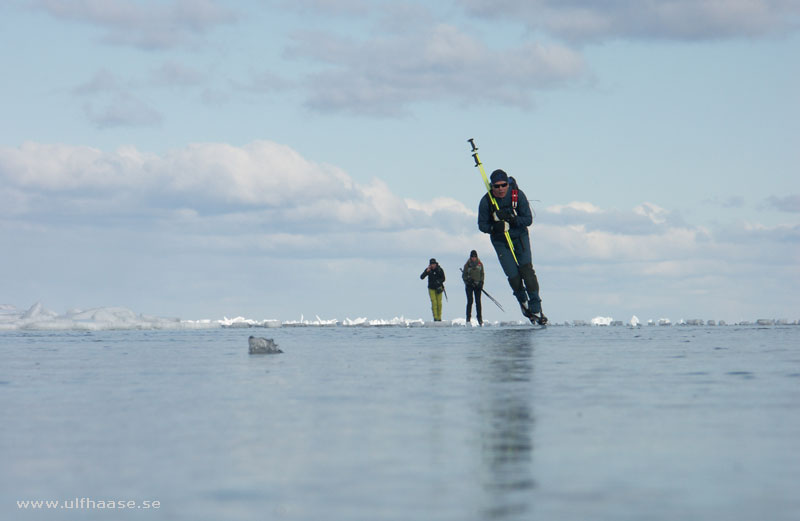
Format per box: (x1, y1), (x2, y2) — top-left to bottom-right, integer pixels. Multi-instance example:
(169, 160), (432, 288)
(492, 182), (508, 189)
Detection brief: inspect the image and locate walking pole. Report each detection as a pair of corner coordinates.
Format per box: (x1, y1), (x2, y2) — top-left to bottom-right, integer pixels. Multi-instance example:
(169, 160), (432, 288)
(460, 267), (504, 312)
(468, 138), (519, 265)
(481, 288), (505, 312)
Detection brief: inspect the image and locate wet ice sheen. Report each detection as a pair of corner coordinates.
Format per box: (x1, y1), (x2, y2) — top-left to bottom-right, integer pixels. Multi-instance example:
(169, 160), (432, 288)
(1, 326), (798, 521)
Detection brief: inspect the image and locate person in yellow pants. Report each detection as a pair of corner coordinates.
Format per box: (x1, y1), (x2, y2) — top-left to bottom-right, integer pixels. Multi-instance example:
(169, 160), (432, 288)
(420, 258), (446, 321)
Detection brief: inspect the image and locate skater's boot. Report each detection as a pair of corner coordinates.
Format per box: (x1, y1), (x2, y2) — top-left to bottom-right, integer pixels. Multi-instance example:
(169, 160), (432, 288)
(518, 300), (538, 323)
(524, 285), (547, 325)
(510, 275), (534, 322)
(532, 310), (548, 325)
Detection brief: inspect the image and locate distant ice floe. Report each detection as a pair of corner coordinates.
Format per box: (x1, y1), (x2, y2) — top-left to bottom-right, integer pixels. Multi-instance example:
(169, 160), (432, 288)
(0, 303), (437, 331)
(591, 316), (613, 326)
(0, 302), (215, 331)
(0, 303), (796, 331)
(218, 316), (282, 328)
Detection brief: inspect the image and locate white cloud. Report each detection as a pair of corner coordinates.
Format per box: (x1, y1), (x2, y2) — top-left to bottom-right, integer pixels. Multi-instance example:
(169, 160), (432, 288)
(457, 0), (800, 43)
(537, 221), (705, 262)
(0, 140), (474, 240)
(405, 197), (475, 217)
(278, 0), (372, 17)
(633, 202), (669, 224)
(763, 194), (800, 213)
(34, 0), (237, 49)
(286, 22), (586, 115)
(73, 70), (164, 128)
(83, 93), (164, 128)
(546, 201), (603, 214)
(2, 141), (796, 320)
(541, 200), (684, 235)
(150, 61), (207, 87)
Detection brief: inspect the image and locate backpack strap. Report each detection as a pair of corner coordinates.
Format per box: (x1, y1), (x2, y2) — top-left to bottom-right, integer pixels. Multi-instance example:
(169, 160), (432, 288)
(508, 176), (519, 211)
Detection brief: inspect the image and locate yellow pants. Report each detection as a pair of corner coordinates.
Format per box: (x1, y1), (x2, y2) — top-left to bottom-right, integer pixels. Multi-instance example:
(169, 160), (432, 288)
(428, 288), (443, 321)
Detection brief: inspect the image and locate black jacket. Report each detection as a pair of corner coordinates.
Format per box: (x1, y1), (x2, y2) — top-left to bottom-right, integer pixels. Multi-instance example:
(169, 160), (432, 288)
(420, 265), (446, 291)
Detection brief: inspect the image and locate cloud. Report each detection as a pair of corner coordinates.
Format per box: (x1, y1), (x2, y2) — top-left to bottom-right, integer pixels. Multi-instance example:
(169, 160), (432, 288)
(72, 68), (122, 95)
(232, 70), (295, 95)
(532, 199), (798, 320)
(722, 196), (746, 208)
(0, 141), (474, 239)
(542, 201), (685, 235)
(278, 0), (372, 17)
(73, 69), (164, 128)
(2, 141), (796, 319)
(286, 23), (586, 115)
(457, 0), (800, 43)
(537, 218), (707, 264)
(535, 198), (794, 290)
(83, 93), (164, 128)
(33, 0), (237, 49)
(150, 61), (207, 87)
(762, 194), (800, 213)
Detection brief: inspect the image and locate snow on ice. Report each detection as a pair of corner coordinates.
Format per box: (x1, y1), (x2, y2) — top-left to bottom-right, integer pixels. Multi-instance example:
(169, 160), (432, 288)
(0, 303), (795, 331)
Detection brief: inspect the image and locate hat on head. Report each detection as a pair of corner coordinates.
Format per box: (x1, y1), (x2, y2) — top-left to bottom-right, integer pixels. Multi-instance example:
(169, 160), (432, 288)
(490, 169), (508, 184)
(429, 258), (437, 264)
(470, 250), (477, 257)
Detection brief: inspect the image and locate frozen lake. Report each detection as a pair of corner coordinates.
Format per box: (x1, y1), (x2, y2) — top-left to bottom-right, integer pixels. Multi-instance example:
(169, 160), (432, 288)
(2, 325), (799, 520)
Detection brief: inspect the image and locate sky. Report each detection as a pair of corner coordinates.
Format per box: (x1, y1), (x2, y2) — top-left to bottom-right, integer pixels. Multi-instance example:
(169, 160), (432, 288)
(1, 0), (799, 324)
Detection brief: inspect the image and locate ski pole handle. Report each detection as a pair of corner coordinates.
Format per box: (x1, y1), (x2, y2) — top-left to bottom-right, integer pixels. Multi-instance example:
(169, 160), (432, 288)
(472, 153), (481, 167)
(467, 138), (478, 152)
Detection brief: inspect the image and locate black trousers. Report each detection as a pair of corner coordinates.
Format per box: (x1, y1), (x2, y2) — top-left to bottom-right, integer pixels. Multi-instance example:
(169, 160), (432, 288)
(465, 284), (482, 322)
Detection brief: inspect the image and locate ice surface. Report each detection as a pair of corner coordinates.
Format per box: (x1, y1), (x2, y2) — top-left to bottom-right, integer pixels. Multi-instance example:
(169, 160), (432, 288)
(2, 325), (799, 521)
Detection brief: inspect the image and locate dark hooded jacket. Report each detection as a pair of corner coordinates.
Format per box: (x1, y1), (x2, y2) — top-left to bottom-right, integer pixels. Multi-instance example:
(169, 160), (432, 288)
(420, 264), (445, 291)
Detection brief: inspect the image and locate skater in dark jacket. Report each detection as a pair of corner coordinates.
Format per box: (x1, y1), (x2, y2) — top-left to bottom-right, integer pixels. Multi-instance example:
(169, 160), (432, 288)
(478, 169), (547, 324)
(420, 258), (446, 321)
(462, 250), (484, 325)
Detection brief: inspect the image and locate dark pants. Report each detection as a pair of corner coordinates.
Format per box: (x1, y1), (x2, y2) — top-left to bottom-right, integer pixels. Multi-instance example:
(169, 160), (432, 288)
(491, 229), (542, 313)
(466, 284), (482, 324)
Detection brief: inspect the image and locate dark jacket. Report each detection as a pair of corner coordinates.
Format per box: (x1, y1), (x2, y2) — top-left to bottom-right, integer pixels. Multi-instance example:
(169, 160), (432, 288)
(477, 181), (533, 240)
(420, 265), (446, 291)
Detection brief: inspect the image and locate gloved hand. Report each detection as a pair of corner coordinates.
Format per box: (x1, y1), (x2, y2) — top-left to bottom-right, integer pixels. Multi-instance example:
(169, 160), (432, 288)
(492, 220), (509, 236)
(494, 208), (517, 223)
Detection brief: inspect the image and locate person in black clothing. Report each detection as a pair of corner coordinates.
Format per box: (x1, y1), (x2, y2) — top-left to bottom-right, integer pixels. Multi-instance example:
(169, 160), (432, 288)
(420, 258), (445, 321)
(462, 250), (484, 325)
(478, 169), (547, 325)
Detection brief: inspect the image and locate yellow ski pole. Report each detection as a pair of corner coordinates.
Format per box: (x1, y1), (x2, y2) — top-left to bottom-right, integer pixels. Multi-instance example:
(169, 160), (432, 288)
(468, 138), (519, 265)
